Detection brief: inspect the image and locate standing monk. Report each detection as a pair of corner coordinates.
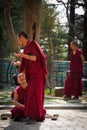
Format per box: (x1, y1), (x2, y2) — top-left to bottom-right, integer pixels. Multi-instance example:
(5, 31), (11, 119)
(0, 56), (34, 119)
(14, 31), (48, 123)
(64, 41), (85, 99)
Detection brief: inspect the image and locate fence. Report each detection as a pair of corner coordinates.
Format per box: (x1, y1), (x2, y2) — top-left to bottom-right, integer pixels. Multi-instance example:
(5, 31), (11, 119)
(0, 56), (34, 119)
(0, 59), (87, 87)
(50, 60), (70, 87)
(0, 59), (18, 84)
(50, 60), (87, 87)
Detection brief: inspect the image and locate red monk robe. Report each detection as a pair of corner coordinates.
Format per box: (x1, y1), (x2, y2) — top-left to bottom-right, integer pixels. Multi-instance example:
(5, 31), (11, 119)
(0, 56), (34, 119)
(64, 48), (84, 98)
(20, 40), (48, 121)
(11, 86), (27, 121)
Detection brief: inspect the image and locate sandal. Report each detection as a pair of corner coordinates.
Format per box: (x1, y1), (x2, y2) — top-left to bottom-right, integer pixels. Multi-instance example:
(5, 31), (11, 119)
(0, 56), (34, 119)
(1, 114), (8, 120)
(51, 114), (59, 120)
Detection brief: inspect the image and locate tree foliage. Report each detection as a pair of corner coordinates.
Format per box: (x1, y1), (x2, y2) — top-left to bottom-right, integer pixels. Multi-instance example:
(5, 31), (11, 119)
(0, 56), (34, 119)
(0, 0), (24, 58)
(0, 0), (87, 61)
(4, 0), (19, 52)
(56, 0), (87, 60)
(41, 0), (68, 60)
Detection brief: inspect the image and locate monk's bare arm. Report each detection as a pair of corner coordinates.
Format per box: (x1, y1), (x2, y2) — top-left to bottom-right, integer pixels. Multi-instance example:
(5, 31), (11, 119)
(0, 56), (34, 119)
(80, 54), (85, 65)
(13, 90), (25, 108)
(14, 52), (36, 61)
(22, 53), (36, 61)
(12, 61), (21, 67)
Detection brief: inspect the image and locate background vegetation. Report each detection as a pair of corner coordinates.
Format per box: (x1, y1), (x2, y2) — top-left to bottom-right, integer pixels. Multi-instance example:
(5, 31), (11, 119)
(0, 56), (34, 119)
(1, 0), (87, 61)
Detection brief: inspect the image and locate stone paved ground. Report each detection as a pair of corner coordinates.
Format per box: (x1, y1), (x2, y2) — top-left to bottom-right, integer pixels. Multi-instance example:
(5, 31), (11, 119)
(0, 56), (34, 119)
(0, 86), (87, 130)
(0, 109), (87, 130)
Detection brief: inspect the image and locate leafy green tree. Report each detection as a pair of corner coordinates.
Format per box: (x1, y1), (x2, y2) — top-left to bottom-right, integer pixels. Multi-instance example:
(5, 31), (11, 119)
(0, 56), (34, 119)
(40, 0), (68, 91)
(41, 0), (68, 60)
(4, 0), (19, 52)
(4, 0), (42, 55)
(0, 0), (12, 58)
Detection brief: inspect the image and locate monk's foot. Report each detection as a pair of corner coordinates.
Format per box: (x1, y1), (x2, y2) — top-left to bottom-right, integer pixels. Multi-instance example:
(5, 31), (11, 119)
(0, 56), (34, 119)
(63, 95), (71, 100)
(26, 117), (36, 124)
(20, 117), (30, 122)
(72, 96), (79, 100)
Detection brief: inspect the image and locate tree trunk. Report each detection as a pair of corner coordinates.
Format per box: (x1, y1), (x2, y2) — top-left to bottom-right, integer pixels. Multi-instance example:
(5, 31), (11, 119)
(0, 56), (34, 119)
(4, 0), (19, 52)
(24, 0), (42, 42)
(83, 1), (87, 61)
(68, 0), (75, 59)
(0, 24), (4, 58)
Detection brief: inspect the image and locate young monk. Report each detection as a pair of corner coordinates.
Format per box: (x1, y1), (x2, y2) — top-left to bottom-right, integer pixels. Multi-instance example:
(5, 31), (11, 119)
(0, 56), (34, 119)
(14, 31), (48, 123)
(11, 72), (27, 121)
(64, 41), (85, 99)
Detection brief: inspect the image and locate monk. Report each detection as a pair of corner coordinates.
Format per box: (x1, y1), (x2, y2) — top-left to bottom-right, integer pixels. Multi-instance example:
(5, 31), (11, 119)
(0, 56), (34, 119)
(11, 72), (27, 121)
(64, 41), (85, 99)
(14, 31), (48, 123)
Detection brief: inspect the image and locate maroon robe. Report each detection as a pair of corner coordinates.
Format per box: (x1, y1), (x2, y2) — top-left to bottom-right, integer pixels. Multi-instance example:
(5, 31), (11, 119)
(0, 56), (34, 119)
(20, 40), (48, 121)
(64, 48), (83, 97)
(11, 86), (27, 120)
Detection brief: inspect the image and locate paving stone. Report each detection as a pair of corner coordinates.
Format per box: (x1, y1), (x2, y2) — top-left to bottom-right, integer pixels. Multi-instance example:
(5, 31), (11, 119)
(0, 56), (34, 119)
(0, 109), (87, 130)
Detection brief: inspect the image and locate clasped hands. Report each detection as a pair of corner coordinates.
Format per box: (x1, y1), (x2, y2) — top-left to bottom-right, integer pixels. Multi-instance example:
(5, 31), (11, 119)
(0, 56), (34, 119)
(14, 52), (24, 58)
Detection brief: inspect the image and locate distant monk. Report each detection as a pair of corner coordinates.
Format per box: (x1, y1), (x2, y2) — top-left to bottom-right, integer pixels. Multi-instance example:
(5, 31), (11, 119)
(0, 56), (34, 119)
(64, 41), (85, 99)
(14, 31), (48, 123)
(11, 73), (27, 121)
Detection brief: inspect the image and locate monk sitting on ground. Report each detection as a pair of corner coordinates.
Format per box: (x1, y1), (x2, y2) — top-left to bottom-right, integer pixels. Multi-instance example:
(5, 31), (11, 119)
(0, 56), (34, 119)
(11, 72), (27, 121)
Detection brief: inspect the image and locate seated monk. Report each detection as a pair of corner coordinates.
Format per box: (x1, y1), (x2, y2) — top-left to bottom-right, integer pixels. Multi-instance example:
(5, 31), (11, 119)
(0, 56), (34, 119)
(11, 72), (27, 121)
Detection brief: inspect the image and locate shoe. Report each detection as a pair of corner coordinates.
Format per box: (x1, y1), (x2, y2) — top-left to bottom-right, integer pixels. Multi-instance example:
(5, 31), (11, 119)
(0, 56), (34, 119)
(51, 114), (59, 121)
(1, 114), (8, 120)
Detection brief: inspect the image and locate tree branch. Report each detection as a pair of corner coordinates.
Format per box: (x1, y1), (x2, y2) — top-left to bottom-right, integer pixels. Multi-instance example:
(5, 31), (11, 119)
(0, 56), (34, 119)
(4, 0), (19, 52)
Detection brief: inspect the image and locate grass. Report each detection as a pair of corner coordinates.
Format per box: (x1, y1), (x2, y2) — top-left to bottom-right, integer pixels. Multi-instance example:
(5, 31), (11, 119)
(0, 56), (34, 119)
(45, 88), (55, 96)
(0, 83), (13, 105)
(0, 90), (13, 105)
(0, 100), (13, 105)
(0, 88), (56, 105)
(0, 83), (87, 105)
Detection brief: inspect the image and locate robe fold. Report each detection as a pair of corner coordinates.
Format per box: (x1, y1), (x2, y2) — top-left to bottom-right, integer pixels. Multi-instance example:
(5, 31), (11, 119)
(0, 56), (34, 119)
(64, 48), (83, 97)
(20, 40), (48, 121)
(11, 86), (27, 120)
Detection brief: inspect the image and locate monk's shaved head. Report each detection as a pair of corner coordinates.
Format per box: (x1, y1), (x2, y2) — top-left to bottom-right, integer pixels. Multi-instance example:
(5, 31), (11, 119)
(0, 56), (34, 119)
(70, 41), (78, 47)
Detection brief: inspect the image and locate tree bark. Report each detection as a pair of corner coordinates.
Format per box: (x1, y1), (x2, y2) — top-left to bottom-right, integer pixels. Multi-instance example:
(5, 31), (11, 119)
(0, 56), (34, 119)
(83, 1), (87, 61)
(0, 24), (4, 58)
(24, 0), (42, 42)
(4, 0), (19, 52)
(68, 0), (75, 59)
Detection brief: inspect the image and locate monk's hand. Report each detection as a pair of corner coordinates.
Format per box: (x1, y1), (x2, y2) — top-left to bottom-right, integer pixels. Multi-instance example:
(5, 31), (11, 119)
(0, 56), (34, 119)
(22, 105), (25, 108)
(14, 52), (24, 58)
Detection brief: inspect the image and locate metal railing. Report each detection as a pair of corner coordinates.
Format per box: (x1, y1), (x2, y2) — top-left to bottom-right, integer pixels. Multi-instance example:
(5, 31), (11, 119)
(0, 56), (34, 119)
(0, 59), (87, 87)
